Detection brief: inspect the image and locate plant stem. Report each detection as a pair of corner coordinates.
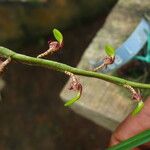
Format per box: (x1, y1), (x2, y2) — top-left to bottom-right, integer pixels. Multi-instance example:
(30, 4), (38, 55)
(0, 46), (150, 89)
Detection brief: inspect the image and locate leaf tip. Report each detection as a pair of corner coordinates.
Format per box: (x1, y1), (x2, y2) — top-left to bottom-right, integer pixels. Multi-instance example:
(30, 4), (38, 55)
(64, 92), (81, 107)
(132, 101), (144, 116)
(53, 28), (63, 44)
(105, 45), (115, 57)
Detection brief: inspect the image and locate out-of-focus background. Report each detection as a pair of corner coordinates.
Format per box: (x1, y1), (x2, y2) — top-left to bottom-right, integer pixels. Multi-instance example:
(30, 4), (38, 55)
(0, 1), (118, 150)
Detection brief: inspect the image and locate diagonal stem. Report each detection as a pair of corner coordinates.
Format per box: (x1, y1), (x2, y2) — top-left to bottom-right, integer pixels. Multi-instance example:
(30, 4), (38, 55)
(0, 46), (150, 89)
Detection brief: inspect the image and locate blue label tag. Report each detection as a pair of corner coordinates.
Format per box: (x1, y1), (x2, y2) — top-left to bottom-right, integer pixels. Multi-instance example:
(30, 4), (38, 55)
(94, 19), (150, 73)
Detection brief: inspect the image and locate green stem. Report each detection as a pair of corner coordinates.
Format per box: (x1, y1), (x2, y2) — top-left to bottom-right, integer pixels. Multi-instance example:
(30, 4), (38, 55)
(0, 46), (150, 89)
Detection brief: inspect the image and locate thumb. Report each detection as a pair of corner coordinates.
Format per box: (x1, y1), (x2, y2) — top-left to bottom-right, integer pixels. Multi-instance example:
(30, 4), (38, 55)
(109, 97), (150, 147)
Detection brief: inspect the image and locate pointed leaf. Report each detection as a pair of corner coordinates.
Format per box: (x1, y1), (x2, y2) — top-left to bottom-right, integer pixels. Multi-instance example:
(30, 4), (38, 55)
(53, 28), (63, 44)
(64, 92), (81, 107)
(105, 45), (115, 57)
(132, 101), (144, 116)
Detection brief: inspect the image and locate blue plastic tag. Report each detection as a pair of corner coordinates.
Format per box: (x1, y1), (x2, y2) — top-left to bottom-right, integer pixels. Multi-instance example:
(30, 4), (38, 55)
(94, 19), (150, 73)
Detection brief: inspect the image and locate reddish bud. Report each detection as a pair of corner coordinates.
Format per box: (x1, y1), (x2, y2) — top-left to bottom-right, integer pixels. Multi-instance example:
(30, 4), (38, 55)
(64, 71), (82, 106)
(37, 40), (63, 58)
(94, 56), (115, 72)
(103, 56), (115, 65)
(132, 89), (142, 101)
(124, 84), (142, 102)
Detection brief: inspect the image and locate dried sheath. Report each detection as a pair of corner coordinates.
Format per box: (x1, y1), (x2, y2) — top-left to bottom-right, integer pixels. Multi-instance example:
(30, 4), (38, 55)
(37, 41), (61, 58)
(0, 58), (11, 74)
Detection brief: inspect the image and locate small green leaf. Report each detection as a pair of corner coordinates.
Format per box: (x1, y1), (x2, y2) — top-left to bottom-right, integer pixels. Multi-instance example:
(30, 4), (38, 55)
(53, 28), (63, 44)
(105, 45), (115, 57)
(64, 92), (81, 107)
(132, 101), (144, 116)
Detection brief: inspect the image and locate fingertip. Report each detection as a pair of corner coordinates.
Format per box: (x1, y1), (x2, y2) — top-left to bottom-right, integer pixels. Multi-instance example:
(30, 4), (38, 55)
(109, 134), (120, 147)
